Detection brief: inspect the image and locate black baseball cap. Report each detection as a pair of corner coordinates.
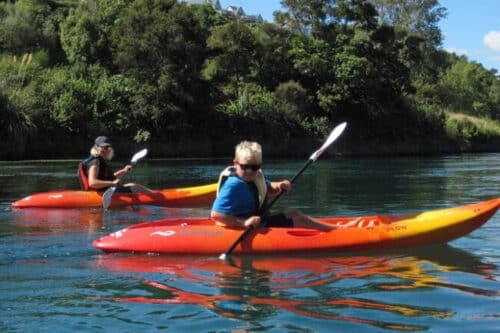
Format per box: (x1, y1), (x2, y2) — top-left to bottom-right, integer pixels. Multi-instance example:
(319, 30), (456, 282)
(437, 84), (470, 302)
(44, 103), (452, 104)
(94, 136), (112, 147)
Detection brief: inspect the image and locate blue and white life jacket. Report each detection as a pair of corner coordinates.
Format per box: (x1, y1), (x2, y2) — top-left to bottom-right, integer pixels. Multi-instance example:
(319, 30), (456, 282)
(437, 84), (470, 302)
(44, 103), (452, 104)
(216, 166), (267, 209)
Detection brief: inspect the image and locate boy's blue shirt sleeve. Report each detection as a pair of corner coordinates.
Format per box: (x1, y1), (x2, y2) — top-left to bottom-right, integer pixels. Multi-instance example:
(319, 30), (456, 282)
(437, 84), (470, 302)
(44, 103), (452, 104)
(212, 178), (237, 215)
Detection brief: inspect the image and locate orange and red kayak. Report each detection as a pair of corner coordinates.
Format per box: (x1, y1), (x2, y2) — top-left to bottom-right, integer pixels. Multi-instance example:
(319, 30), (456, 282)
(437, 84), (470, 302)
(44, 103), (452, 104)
(12, 183), (217, 209)
(93, 198), (499, 255)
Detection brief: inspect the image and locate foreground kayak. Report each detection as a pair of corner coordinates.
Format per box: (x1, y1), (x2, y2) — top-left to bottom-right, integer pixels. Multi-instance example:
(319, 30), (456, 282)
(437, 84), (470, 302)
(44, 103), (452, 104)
(12, 183), (217, 209)
(93, 198), (499, 255)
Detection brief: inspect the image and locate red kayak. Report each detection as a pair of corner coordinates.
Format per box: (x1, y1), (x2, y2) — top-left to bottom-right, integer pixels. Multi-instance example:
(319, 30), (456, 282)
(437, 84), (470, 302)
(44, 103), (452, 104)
(12, 183), (217, 209)
(93, 198), (499, 255)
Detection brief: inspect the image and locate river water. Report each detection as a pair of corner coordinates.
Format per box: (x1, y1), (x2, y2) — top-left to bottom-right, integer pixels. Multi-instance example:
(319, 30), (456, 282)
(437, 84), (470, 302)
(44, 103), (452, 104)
(1, 153), (499, 332)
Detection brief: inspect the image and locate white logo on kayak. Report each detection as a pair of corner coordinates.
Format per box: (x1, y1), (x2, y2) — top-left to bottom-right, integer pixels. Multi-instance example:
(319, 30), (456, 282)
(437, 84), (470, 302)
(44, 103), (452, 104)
(48, 194), (63, 199)
(151, 230), (176, 237)
(111, 230), (126, 238)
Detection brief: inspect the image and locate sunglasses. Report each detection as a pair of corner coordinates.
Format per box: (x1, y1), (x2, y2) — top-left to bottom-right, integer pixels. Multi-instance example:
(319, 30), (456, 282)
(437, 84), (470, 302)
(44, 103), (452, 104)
(237, 162), (261, 171)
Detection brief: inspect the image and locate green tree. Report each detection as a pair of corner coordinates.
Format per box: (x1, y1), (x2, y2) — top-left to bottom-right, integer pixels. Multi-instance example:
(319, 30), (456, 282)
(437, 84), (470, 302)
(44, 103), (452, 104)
(0, 52), (44, 141)
(439, 59), (499, 119)
(275, 80), (328, 136)
(60, 0), (130, 67)
(370, 0), (446, 47)
(91, 66), (138, 133)
(489, 77), (500, 120)
(277, 0), (378, 40)
(0, 0), (60, 55)
(189, 1), (227, 32)
(275, 0), (328, 37)
(221, 82), (316, 139)
(0, 90), (34, 140)
(111, 0), (210, 139)
(288, 35), (332, 94)
(31, 65), (94, 133)
(251, 23), (296, 90)
(203, 21), (257, 95)
(0, 0), (497, 158)
(60, 9), (101, 64)
(370, 0), (447, 84)
(286, 2), (412, 117)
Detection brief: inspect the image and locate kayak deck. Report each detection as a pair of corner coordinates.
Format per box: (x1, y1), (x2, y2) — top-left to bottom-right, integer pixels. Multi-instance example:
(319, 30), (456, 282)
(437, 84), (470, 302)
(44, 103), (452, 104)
(12, 183), (217, 209)
(93, 198), (499, 255)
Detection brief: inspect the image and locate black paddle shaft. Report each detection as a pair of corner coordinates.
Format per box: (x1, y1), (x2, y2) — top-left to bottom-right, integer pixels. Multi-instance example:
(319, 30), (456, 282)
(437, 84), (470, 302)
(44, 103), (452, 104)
(260, 158), (313, 213)
(116, 160), (138, 186)
(102, 159), (141, 209)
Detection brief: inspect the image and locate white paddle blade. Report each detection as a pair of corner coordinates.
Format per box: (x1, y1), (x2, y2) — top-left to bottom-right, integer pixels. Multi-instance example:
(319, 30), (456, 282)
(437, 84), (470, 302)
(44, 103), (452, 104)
(102, 186), (116, 210)
(131, 148), (148, 164)
(309, 122), (347, 161)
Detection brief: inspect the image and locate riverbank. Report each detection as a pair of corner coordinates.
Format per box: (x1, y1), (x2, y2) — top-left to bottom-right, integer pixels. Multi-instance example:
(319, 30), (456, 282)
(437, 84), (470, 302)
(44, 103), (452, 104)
(1, 133), (499, 161)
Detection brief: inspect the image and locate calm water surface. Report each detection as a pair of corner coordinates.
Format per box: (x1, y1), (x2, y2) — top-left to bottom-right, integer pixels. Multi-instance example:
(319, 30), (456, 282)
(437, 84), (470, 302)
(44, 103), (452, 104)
(1, 154), (499, 332)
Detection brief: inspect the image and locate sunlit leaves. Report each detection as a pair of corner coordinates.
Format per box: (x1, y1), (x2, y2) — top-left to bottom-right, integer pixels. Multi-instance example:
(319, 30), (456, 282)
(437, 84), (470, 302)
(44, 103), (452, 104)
(439, 60), (498, 118)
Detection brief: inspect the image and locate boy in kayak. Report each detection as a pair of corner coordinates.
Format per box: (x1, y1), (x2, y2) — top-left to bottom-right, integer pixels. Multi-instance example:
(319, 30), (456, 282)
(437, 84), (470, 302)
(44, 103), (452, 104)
(78, 136), (154, 194)
(211, 141), (333, 230)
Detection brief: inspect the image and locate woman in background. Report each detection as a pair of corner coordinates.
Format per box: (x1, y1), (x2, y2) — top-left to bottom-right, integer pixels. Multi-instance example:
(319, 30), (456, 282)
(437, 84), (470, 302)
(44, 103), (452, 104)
(78, 136), (154, 194)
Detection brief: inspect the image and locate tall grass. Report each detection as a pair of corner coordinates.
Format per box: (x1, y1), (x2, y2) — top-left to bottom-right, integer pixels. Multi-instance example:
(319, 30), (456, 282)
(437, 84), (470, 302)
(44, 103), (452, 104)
(446, 112), (500, 144)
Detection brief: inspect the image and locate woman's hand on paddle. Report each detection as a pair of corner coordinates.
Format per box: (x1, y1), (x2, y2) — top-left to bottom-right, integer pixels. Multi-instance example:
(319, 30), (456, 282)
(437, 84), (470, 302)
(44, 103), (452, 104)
(115, 165), (133, 179)
(123, 165), (133, 173)
(244, 216), (261, 228)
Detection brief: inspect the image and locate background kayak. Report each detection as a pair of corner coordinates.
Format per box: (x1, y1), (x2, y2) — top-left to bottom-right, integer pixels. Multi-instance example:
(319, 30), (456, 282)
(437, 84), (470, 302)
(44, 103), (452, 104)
(11, 183), (217, 209)
(93, 198), (499, 255)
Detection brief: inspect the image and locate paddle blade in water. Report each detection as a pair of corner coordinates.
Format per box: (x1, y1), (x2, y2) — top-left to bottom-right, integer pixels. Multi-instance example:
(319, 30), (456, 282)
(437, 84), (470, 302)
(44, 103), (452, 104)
(102, 186), (116, 210)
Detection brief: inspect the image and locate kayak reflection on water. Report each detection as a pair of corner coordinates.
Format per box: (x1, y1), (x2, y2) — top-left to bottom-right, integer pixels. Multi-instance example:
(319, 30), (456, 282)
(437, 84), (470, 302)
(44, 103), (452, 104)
(11, 205), (208, 236)
(91, 245), (497, 330)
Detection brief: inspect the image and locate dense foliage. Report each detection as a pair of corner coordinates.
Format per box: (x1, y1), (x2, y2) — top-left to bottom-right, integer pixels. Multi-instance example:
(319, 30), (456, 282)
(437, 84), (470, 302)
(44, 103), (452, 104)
(0, 0), (498, 158)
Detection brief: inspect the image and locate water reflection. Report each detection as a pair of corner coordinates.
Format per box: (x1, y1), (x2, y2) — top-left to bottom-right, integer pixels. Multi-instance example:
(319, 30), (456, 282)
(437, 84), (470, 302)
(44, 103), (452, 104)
(8, 208), (104, 236)
(283, 155), (499, 216)
(9, 206), (210, 236)
(92, 245), (497, 331)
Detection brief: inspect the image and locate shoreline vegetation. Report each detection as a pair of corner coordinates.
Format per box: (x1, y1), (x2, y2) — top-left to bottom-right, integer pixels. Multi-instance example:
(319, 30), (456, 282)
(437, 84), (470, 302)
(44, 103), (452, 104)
(1, 0), (499, 160)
